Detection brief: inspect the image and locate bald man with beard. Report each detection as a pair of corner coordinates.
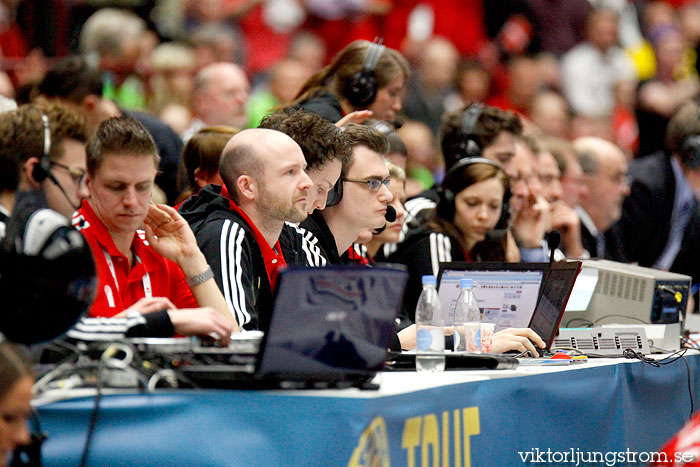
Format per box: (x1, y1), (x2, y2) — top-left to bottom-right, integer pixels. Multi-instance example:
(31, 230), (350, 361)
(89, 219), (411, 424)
(180, 129), (312, 331)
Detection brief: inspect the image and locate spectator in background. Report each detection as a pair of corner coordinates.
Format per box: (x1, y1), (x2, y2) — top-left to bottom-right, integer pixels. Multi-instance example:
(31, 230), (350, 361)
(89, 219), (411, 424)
(402, 37), (459, 135)
(636, 25), (699, 157)
(488, 55), (542, 119)
(190, 23), (242, 70)
(78, 8), (151, 111)
(536, 141), (584, 258)
(293, 39), (410, 123)
(444, 59), (492, 114)
(37, 56), (184, 205)
(573, 136), (630, 259)
(364, 118), (408, 171)
(397, 120), (438, 196)
(617, 102), (700, 286)
(508, 136), (550, 262)
(148, 42), (197, 115)
(529, 90), (571, 140)
(524, 0), (591, 56)
(182, 62), (250, 142)
(561, 8), (636, 119)
(246, 59), (312, 128)
(544, 136), (588, 209)
(176, 126), (239, 205)
(287, 31), (327, 74)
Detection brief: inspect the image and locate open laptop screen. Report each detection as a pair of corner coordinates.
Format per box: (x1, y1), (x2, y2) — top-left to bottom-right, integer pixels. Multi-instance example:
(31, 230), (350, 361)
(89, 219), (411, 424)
(437, 262), (547, 331)
(258, 266), (408, 381)
(528, 261), (582, 348)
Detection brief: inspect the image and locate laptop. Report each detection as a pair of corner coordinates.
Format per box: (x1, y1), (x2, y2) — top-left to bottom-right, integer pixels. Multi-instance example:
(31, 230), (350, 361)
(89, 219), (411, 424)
(437, 262), (549, 331)
(179, 265), (408, 389)
(527, 261), (582, 350)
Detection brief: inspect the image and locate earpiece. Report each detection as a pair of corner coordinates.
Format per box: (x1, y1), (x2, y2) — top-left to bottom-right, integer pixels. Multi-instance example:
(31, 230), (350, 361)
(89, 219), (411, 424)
(436, 156), (511, 229)
(343, 38), (386, 108)
(31, 114), (53, 183)
(325, 178), (343, 207)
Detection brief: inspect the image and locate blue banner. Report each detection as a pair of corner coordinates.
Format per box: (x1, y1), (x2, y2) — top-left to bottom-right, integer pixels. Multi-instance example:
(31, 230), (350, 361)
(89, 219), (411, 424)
(37, 356), (700, 466)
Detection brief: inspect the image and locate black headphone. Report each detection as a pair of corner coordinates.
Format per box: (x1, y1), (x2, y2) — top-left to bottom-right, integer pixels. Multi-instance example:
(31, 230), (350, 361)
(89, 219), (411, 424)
(325, 177), (343, 207)
(30, 113), (82, 211)
(342, 38), (386, 108)
(436, 156), (511, 230)
(31, 114), (57, 185)
(453, 103), (483, 163)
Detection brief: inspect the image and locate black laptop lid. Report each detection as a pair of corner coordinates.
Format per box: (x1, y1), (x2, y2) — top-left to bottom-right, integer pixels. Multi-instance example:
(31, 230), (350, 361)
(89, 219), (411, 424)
(257, 265), (408, 380)
(528, 261), (582, 348)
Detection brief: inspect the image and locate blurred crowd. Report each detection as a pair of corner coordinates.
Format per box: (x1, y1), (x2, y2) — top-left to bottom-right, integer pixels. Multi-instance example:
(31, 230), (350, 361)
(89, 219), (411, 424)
(1, 1), (699, 182)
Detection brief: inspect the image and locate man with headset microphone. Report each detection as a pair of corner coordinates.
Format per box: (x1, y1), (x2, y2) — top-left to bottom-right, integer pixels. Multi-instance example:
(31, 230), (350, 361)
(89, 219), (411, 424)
(1, 103), (234, 345)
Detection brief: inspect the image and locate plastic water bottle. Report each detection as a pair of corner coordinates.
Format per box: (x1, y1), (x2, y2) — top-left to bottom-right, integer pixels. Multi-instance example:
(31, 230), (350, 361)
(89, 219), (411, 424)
(415, 275), (445, 372)
(453, 278), (482, 353)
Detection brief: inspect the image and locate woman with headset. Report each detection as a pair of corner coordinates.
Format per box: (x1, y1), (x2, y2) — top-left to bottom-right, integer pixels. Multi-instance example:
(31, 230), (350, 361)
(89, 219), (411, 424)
(0, 341), (33, 466)
(391, 158), (546, 354)
(292, 39), (409, 123)
(392, 158), (513, 321)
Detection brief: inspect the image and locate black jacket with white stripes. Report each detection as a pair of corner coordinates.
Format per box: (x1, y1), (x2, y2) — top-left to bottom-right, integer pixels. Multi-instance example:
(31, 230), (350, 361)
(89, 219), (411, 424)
(389, 226), (468, 323)
(179, 185), (273, 332)
(279, 221), (328, 267)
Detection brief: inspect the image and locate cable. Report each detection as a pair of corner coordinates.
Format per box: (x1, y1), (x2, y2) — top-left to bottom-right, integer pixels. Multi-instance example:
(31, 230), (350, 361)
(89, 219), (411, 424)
(78, 354), (105, 467)
(564, 318), (595, 328)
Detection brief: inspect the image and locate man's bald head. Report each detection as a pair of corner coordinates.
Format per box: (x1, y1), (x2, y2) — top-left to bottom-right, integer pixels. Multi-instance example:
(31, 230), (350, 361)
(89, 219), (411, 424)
(220, 129), (303, 202)
(573, 137), (624, 176)
(193, 62), (250, 127)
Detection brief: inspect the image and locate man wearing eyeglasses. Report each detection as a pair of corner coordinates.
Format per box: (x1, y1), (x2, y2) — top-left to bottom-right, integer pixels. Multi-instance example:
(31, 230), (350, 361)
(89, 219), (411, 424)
(572, 136), (630, 259)
(297, 124), (394, 264)
(2, 101), (89, 247)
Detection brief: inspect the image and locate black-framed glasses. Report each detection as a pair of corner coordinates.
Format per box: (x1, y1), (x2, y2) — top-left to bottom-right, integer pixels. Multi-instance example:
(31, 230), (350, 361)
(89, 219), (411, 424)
(343, 177), (391, 191)
(50, 161), (87, 184)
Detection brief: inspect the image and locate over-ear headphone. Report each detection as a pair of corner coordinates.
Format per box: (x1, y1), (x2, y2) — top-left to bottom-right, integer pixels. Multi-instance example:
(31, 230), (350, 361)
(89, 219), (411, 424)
(30, 114), (55, 184)
(454, 103), (483, 163)
(436, 156), (511, 230)
(325, 178), (343, 207)
(343, 38), (386, 108)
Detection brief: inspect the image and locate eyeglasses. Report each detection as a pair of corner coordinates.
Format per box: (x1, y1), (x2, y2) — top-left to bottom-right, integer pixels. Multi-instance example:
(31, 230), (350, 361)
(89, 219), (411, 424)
(343, 177), (391, 191)
(50, 161), (87, 184)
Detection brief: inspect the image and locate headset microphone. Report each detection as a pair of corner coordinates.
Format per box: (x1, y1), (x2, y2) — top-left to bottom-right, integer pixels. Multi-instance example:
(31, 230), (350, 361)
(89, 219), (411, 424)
(372, 206), (397, 235)
(547, 230), (561, 265)
(33, 114), (82, 211)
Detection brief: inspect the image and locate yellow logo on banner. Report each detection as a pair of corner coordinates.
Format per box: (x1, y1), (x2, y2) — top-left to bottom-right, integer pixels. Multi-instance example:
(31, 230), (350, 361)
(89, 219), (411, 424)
(348, 416), (391, 467)
(401, 407), (480, 467)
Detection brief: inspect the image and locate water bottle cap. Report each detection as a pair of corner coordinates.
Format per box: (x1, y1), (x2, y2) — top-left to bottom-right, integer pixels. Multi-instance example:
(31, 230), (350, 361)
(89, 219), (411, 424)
(421, 275), (437, 286)
(460, 278), (473, 288)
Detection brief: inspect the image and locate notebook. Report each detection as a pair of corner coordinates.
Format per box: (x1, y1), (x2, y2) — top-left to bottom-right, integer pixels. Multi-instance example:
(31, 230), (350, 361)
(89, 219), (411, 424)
(437, 262), (548, 331)
(179, 265), (408, 389)
(527, 261), (582, 349)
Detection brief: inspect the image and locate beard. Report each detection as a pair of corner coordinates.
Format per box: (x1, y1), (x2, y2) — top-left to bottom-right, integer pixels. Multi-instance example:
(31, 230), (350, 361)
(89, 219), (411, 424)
(259, 184), (307, 223)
